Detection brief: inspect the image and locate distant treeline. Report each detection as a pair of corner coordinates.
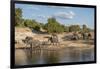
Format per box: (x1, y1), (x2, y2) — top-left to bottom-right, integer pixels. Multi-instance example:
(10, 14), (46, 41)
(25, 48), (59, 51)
(15, 8), (94, 33)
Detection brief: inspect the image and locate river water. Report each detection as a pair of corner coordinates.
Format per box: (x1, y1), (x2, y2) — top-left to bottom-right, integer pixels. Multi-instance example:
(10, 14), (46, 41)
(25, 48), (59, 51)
(15, 47), (94, 65)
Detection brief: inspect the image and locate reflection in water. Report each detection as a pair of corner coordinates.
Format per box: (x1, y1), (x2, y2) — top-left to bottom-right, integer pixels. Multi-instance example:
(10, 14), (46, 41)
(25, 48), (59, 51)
(81, 49), (94, 61)
(44, 50), (59, 64)
(15, 47), (94, 65)
(15, 49), (28, 65)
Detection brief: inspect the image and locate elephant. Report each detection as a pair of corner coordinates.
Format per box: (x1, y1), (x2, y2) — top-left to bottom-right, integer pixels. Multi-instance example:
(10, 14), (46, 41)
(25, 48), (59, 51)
(48, 34), (59, 46)
(71, 32), (79, 40)
(22, 36), (41, 49)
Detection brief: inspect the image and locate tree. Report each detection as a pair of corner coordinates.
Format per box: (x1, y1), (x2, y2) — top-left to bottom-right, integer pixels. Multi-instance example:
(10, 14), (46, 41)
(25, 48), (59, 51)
(64, 26), (69, 32)
(44, 17), (64, 33)
(24, 19), (41, 31)
(34, 25), (41, 31)
(82, 24), (90, 33)
(83, 24), (87, 30)
(15, 8), (22, 26)
(24, 19), (33, 28)
(69, 25), (81, 32)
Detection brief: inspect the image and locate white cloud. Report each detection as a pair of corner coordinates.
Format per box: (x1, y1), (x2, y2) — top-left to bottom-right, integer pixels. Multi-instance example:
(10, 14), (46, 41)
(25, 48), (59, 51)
(53, 11), (75, 19)
(69, 11), (75, 16)
(32, 11), (75, 20)
(37, 15), (53, 19)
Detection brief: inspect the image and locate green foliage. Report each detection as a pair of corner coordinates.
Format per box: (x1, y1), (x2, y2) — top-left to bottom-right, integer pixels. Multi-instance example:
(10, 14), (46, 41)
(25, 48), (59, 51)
(34, 25), (41, 31)
(24, 19), (34, 28)
(15, 8), (22, 26)
(69, 25), (81, 32)
(64, 26), (69, 32)
(82, 24), (90, 33)
(44, 17), (64, 33)
(39, 23), (45, 29)
(23, 19), (41, 31)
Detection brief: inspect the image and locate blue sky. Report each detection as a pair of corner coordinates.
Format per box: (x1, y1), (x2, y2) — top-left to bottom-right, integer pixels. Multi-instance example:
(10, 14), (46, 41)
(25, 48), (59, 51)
(15, 3), (95, 29)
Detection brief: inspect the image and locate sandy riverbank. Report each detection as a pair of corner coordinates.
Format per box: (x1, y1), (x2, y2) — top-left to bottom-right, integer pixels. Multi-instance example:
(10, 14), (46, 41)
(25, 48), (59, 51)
(15, 27), (94, 50)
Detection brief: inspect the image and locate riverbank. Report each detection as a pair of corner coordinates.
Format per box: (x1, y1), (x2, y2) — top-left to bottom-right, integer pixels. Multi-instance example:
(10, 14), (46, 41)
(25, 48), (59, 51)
(15, 27), (94, 50)
(15, 40), (94, 51)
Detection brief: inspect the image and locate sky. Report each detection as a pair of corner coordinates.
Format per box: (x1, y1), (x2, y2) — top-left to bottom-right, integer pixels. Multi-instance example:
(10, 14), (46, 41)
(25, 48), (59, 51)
(15, 3), (95, 29)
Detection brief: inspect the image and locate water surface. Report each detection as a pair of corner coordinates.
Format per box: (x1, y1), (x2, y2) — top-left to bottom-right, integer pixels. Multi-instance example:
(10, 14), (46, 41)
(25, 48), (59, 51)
(15, 47), (94, 65)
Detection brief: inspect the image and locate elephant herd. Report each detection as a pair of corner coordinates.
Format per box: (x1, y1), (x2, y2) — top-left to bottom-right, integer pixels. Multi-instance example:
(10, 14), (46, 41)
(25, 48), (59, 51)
(20, 34), (59, 48)
(15, 32), (92, 48)
(71, 32), (92, 40)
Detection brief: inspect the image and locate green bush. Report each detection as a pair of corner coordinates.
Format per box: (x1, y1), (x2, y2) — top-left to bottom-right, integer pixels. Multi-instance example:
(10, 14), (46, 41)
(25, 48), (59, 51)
(15, 8), (22, 26)
(69, 25), (81, 32)
(44, 17), (65, 33)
